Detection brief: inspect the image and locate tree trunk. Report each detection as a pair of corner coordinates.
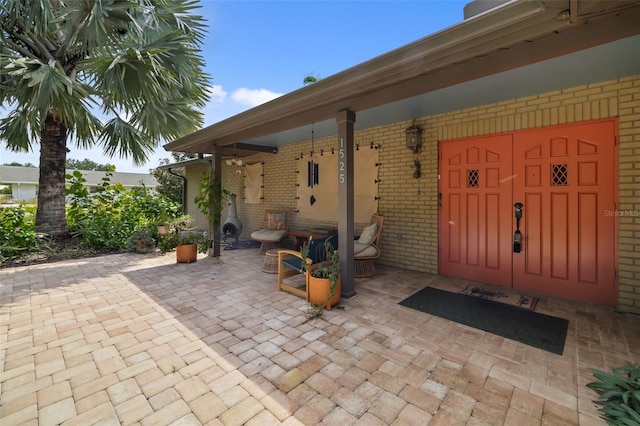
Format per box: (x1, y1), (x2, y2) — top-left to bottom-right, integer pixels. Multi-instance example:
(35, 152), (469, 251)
(35, 114), (68, 237)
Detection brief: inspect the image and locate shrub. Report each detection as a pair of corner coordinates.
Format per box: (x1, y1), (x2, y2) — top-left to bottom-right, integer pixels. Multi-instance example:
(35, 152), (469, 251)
(587, 364), (640, 425)
(66, 171), (183, 250)
(127, 226), (157, 254)
(0, 204), (40, 259)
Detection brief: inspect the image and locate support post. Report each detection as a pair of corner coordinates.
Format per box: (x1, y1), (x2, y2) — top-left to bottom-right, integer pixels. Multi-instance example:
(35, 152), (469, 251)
(336, 109), (356, 299)
(210, 150), (222, 257)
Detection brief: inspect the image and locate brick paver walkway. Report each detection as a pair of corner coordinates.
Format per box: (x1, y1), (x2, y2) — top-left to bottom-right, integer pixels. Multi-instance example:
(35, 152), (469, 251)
(1, 249), (638, 425)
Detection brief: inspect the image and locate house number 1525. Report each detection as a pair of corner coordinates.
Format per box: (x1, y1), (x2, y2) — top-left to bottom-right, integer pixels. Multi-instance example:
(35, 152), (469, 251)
(339, 138), (345, 184)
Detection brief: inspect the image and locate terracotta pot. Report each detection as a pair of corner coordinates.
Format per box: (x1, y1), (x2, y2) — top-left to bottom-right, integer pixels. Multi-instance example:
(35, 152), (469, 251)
(135, 240), (150, 253)
(308, 275), (341, 310)
(176, 243), (197, 263)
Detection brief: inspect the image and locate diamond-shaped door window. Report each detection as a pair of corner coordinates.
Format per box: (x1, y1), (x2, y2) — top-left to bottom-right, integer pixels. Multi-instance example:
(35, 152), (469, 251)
(552, 164), (568, 186)
(467, 169), (479, 188)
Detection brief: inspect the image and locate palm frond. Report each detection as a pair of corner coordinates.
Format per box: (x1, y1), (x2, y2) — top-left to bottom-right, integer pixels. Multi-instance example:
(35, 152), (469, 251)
(1, 0), (210, 162)
(134, 98), (204, 140)
(99, 116), (157, 165)
(0, 108), (38, 152)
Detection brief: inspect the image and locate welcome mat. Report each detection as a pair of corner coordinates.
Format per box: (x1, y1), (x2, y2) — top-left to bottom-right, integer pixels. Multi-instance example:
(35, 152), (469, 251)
(460, 284), (538, 311)
(399, 287), (568, 355)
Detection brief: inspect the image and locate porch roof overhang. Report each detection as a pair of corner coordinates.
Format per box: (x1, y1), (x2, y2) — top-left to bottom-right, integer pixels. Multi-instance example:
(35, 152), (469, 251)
(163, 0), (640, 156)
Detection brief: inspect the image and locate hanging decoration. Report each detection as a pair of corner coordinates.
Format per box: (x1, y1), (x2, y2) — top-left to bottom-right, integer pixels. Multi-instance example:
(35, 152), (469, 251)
(226, 144), (244, 167)
(296, 138), (380, 222)
(244, 162), (263, 204)
(308, 124), (318, 205)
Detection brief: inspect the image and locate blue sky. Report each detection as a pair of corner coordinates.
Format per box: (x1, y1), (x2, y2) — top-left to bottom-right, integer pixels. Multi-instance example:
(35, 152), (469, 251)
(1, 0), (467, 173)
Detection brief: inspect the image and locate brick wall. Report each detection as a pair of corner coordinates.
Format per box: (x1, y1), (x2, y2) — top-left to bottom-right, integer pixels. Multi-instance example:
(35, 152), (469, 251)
(183, 75), (640, 313)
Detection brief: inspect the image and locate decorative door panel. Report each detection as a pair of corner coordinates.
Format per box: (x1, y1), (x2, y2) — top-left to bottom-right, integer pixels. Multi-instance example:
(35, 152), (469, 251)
(439, 135), (513, 287)
(439, 119), (617, 306)
(512, 120), (617, 305)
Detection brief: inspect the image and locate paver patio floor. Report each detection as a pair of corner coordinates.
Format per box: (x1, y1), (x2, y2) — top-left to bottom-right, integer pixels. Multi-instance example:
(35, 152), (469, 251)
(1, 249), (638, 425)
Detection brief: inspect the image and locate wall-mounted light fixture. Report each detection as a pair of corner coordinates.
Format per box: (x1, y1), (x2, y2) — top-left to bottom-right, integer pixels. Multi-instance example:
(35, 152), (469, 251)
(405, 122), (422, 153)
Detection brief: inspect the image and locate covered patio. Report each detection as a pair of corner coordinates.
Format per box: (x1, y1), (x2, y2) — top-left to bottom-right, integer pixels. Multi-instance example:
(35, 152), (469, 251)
(1, 250), (638, 425)
(163, 0), (640, 312)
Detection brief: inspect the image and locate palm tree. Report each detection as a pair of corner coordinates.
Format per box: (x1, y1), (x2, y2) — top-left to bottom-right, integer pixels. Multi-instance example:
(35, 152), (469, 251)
(0, 0), (210, 236)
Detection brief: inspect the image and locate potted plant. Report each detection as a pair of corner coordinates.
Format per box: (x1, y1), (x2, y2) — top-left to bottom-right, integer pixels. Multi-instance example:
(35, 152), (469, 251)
(301, 240), (341, 314)
(127, 226), (156, 254)
(157, 215), (209, 263)
(175, 231), (209, 263)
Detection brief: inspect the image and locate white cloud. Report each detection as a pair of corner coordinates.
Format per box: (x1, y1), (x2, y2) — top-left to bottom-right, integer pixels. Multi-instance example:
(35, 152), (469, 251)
(231, 88), (283, 107)
(207, 85), (227, 103)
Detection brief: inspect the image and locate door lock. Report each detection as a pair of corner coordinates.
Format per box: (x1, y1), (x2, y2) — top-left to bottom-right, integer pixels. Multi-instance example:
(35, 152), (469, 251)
(514, 202), (523, 253)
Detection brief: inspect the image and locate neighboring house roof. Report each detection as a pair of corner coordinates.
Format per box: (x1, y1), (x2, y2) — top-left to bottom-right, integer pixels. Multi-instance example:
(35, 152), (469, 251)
(164, 0), (640, 155)
(0, 166), (158, 187)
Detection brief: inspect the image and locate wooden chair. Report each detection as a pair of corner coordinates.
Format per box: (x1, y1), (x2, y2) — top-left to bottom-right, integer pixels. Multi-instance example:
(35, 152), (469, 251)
(250, 210), (290, 254)
(354, 214), (384, 277)
(277, 233), (338, 301)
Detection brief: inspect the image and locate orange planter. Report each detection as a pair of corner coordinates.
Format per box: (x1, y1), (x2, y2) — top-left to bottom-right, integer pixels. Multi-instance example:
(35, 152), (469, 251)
(308, 275), (341, 310)
(176, 243), (197, 263)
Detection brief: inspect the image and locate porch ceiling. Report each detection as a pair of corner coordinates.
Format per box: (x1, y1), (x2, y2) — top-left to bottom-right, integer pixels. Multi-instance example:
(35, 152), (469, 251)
(163, 0), (640, 156)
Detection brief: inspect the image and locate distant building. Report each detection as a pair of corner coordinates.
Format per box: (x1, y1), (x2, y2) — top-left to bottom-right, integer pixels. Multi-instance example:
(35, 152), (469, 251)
(0, 166), (158, 203)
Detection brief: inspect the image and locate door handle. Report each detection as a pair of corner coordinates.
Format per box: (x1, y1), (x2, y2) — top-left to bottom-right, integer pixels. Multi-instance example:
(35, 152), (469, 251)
(514, 202), (523, 253)
(514, 202), (523, 221)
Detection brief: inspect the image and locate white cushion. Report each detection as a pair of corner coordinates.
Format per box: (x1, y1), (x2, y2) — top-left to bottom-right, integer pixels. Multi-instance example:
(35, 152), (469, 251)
(358, 222), (377, 245)
(354, 242), (378, 258)
(251, 229), (286, 242)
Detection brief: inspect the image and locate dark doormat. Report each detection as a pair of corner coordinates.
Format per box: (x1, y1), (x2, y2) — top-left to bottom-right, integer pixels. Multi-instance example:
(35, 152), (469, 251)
(399, 287), (568, 355)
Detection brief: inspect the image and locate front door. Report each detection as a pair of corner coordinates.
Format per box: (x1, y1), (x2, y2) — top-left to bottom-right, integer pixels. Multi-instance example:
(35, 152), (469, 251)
(439, 120), (617, 305)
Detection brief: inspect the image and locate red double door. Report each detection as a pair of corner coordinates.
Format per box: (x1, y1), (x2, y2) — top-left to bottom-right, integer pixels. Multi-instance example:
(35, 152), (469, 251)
(439, 120), (617, 306)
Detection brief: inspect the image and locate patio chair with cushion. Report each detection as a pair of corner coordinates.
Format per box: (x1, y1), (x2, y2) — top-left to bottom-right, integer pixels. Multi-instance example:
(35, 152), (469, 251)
(277, 233), (338, 301)
(354, 214), (384, 277)
(251, 209), (290, 254)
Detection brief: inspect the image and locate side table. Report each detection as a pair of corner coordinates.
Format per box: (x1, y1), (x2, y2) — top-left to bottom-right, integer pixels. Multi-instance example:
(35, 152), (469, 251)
(262, 248), (280, 274)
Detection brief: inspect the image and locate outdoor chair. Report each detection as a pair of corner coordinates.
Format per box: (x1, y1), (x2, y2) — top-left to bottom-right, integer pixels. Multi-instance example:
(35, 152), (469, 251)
(251, 210), (290, 254)
(277, 233), (338, 301)
(354, 214), (384, 277)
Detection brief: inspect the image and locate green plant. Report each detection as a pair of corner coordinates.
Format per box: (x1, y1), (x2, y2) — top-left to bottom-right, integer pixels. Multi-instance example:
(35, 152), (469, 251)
(194, 171), (230, 246)
(127, 227), (156, 254)
(157, 232), (179, 254)
(300, 240), (340, 318)
(66, 171), (182, 251)
(309, 241), (340, 288)
(1, 0), (210, 236)
(156, 215), (209, 254)
(0, 204), (41, 258)
(587, 364), (640, 425)
(177, 231), (209, 253)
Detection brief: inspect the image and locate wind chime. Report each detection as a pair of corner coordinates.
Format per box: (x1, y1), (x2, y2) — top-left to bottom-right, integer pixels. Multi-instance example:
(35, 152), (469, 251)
(308, 124), (319, 205)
